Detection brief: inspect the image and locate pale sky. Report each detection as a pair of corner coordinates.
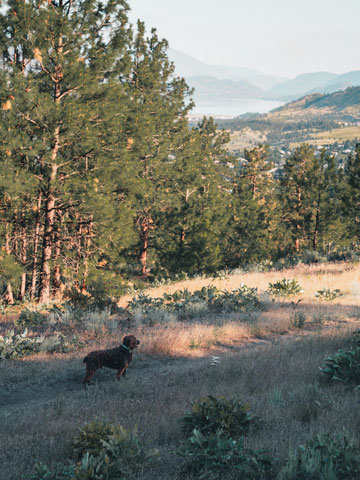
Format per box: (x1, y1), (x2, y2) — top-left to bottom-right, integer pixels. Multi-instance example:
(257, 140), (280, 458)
(128, 0), (360, 78)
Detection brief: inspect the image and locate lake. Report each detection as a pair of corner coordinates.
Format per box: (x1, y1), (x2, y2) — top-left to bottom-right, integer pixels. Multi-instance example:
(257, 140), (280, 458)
(189, 98), (284, 118)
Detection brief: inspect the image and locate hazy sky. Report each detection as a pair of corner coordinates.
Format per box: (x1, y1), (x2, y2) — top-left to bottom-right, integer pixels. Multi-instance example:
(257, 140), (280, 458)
(128, 0), (360, 78)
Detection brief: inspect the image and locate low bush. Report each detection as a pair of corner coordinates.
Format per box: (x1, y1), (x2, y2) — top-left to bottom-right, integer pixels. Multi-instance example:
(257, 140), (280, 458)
(278, 431), (360, 480)
(0, 329), (44, 359)
(0, 329), (81, 360)
(179, 429), (273, 480)
(181, 395), (255, 437)
(15, 308), (47, 328)
(301, 250), (328, 265)
(315, 288), (344, 301)
(28, 421), (150, 480)
(72, 421), (121, 459)
(267, 278), (303, 297)
(63, 286), (122, 315)
(320, 348), (360, 384)
(127, 285), (262, 324)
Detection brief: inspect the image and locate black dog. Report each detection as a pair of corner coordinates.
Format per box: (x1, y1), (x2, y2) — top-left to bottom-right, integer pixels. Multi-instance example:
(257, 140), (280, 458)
(83, 335), (140, 385)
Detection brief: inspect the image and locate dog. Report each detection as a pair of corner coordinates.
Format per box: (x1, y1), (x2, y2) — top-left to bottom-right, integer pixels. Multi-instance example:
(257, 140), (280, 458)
(83, 335), (140, 385)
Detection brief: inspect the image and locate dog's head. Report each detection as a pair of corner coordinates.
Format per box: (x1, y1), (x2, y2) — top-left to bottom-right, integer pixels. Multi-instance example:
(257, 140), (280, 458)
(122, 335), (140, 350)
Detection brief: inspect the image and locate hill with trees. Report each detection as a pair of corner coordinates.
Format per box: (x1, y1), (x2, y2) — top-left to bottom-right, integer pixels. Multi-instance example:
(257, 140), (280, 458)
(217, 87), (360, 146)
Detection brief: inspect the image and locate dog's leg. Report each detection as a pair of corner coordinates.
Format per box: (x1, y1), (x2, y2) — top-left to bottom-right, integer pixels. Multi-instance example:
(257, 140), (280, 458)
(84, 369), (96, 386)
(116, 367), (127, 380)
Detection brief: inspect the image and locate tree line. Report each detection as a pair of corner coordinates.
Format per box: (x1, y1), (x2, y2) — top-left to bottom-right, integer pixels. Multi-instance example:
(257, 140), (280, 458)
(0, 0), (359, 304)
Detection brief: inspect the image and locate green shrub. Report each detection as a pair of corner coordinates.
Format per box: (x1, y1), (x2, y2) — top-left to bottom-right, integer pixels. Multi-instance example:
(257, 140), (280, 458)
(73, 429), (144, 480)
(15, 308), (47, 328)
(300, 250), (327, 265)
(28, 422), (148, 480)
(210, 286), (261, 313)
(352, 329), (360, 346)
(181, 395), (255, 437)
(72, 421), (117, 459)
(179, 429), (273, 480)
(279, 431), (360, 479)
(127, 285), (262, 324)
(0, 329), (44, 359)
(26, 462), (75, 480)
(320, 348), (360, 384)
(315, 288), (344, 301)
(267, 278), (303, 297)
(0, 329), (81, 360)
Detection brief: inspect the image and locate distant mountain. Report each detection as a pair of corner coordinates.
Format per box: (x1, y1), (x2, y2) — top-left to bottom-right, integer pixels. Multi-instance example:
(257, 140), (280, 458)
(187, 76), (265, 101)
(266, 86), (360, 122)
(269, 71), (360, 100)
(168, 48), (287, 89)
(310, 71), (360, 95)
(269, 72), (338, 99)
(167, 48), (360, 116)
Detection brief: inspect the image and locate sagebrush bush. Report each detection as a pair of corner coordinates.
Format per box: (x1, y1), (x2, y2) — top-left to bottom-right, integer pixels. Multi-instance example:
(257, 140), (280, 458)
(278, 431), (360, 480)
(181, 395), (255, 437)
(15, 308), (47, 328)
(320, 347), (360, 384)
(267, 278), (303, 297)
(179, 429), (273, 480)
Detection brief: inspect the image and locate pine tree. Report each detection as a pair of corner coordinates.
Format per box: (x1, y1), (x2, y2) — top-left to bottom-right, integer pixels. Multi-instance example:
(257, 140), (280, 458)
(154, 117), (231, 275)
(0, 0), (132, 302)
(223, 146), (276, 267)
(279, 145), (340, 255)
(117, 21), (194, 276)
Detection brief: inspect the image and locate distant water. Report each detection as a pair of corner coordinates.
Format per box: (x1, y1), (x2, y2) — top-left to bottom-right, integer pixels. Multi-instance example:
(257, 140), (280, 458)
(190, 98), (284, 118)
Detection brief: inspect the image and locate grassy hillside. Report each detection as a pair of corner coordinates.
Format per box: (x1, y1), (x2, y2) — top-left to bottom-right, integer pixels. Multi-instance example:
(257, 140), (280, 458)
(290, 125), (360, 148)
(1, 262), (360, 479)
(218, 87), (360, 150)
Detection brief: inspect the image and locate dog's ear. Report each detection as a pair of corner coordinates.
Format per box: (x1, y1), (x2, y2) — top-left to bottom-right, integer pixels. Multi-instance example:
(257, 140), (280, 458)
(122, 335), (132, 346)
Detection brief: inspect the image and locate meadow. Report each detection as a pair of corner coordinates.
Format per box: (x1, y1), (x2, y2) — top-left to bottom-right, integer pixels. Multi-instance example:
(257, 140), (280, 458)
(289, 125), (360, 148)
(1, 261), (360, 479)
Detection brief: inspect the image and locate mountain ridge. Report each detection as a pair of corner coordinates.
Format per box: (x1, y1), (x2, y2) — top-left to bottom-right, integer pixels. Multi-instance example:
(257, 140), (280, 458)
(169, 49), (360, 106)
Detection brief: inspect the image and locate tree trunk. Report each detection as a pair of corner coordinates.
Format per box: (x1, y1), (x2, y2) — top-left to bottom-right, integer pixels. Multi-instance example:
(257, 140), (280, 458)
(139, 217), (149, 276)
(39, 164), (58, 303)
(30, 191), (43, 300)
(19, 210), (28, 300)
(4, 231), (14, 304)
(295, 186), (302, 253)
(81, 219), (93, 293)
(52, 213), (63, 299)
(39, 32), (62, 303)
(313, 192), (321, 250)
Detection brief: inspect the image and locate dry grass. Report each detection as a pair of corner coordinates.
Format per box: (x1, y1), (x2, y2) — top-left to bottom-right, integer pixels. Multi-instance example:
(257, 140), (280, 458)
(1, 261), (360, 479)
(290, 125), (360, 148)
